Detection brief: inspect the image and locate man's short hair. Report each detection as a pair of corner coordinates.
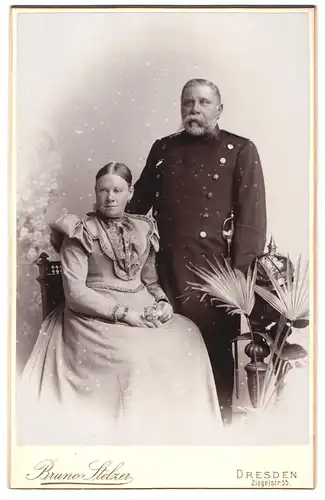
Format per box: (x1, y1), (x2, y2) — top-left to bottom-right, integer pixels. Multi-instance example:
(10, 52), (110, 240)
(181, 78), (222, 103)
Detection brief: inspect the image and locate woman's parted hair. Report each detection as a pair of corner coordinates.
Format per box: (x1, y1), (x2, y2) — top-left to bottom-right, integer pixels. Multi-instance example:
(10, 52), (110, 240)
(95, 162), (133, 187)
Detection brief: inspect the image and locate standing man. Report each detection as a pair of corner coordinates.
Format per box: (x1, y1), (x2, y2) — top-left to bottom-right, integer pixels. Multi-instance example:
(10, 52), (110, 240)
(128, 78), (267, 423)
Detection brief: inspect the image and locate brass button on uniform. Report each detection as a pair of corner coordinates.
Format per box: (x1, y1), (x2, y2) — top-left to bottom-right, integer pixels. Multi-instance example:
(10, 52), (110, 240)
(220, 157), (226, 164)
(199, 231), (207, 239)
(202, 212), (209, 219)
(155, 192), (159, 198)
(213, 174), (219, 180)
(227, 144), (234, 150)
(207, 192), (213, 199)
(156, 173), (160, 179)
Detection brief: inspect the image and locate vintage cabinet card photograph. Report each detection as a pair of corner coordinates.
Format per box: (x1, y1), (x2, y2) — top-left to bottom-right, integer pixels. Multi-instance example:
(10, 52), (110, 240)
(8, 4), (315, 490)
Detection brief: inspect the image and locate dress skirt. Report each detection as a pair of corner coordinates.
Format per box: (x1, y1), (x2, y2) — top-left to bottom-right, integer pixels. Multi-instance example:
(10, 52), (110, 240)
(17, 286), (224, 445)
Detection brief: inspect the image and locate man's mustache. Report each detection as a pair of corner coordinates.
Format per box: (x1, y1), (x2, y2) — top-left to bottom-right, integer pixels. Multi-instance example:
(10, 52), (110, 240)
(183, 114), (206, 126)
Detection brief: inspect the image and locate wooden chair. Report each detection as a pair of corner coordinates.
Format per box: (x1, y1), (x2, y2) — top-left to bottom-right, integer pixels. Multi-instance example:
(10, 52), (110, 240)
(36, 252), (64, 319)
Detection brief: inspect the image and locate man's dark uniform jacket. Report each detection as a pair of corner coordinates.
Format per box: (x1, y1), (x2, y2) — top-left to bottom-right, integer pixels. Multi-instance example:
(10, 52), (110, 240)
(128, 125), (267, 421)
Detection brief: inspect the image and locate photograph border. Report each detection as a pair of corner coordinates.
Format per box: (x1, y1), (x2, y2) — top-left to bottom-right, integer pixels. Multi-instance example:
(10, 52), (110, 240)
(7, 3), (317, 491)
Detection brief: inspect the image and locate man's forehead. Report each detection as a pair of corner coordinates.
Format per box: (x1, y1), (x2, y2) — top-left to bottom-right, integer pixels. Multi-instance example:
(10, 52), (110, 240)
(182, 84), (216, 98)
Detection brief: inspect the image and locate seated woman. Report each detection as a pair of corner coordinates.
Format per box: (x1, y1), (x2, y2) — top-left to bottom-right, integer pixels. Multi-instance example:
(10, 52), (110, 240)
(18, 162), (224, 445)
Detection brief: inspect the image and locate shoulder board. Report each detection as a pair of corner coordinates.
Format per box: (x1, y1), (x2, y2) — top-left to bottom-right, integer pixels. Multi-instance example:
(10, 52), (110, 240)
(221, 129), (250, 143)
(165, 130), (183, 140)
(157, 130), (183, 143)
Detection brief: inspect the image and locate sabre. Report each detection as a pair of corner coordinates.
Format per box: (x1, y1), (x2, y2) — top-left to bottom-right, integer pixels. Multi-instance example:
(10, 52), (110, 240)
(221, 208), (235, 259)
(221, 209), (240, 400)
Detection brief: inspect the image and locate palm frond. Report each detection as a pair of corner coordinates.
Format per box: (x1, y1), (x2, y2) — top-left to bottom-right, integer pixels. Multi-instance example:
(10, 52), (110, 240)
(187, 259), (257, 316)
(254, 257), (309, 322)
(254, 285), (286, 316)
(204, 258), (246, 307)
(295, 261), (309, 311)
(187, 265), (241, 308)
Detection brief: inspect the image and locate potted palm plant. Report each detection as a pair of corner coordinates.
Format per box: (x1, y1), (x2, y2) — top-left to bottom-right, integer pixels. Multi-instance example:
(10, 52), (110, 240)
(187, 237), (309, 412)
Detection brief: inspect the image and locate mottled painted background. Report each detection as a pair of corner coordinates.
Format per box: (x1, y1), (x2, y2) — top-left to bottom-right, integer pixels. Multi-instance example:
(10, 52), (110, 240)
(15, 10), (310, 418)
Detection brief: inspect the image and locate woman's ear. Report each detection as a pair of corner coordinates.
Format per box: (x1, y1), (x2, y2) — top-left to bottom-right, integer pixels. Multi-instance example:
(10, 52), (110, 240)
(128, 185), (134, 203)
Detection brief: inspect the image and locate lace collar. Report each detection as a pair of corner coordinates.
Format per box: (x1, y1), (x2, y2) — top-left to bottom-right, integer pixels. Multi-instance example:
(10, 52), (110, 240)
(95, 212), (146, 281)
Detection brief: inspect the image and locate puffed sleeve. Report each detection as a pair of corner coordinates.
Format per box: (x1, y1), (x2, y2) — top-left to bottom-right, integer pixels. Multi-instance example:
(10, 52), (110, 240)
(49, 214), (93, 254)
(60, 237), (124, 320)
(140, 221), (169, 302)
(127, 140), (161, 215)
(231, 141), (267, 273)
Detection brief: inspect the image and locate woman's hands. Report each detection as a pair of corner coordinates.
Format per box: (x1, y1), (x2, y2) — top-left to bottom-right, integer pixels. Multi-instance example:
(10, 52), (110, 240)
(142, 301), (173, 327)
(122, 309), (158, 328)
(121, 301), (173, 328)
(155, 301), (173, 323)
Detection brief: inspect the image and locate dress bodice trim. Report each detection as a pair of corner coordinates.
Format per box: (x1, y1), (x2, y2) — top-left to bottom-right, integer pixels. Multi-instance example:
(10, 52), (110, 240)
(49, 212), (159, 281)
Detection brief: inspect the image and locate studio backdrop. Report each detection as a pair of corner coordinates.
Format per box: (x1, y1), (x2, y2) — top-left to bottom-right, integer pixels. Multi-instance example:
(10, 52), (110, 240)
(15, 9), (311, 402)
